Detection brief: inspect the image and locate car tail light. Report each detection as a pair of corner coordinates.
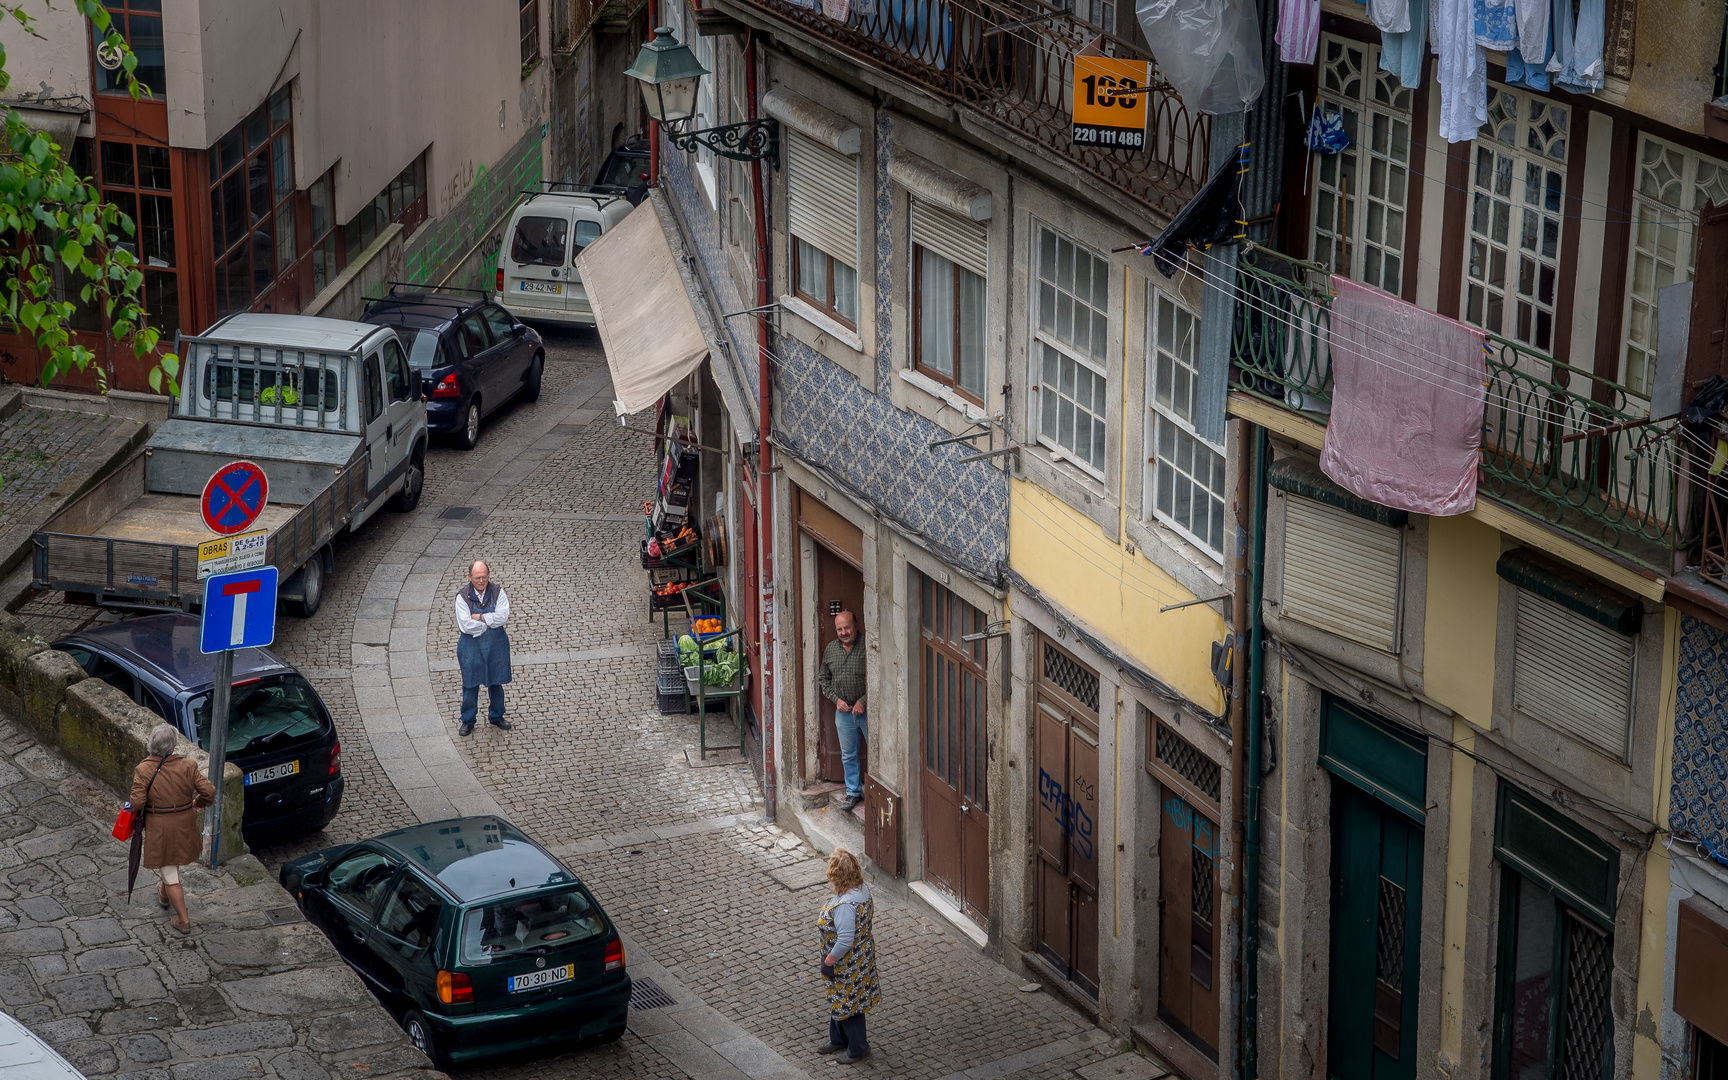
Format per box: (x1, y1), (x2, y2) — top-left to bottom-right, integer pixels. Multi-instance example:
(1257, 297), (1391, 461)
(495, 267), (504, 292)
(328, 740), (341, 776)
(437, 970), (473, 1004)
(431, 373), (461, 399)
(603, 937), (624, 971)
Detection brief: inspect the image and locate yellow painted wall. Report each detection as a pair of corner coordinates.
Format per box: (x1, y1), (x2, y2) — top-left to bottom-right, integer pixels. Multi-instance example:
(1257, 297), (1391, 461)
(1632, 607), (1682, 1080)
(1423, 513), (1502, 729)
(1622, 0), (1723, 137)
(1010, 478), (1226, 713)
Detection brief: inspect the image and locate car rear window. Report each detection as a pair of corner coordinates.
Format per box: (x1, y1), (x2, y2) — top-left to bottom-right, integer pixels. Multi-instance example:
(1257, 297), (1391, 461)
(406, 330), (447, 369)
(190, 674), (330, 755)
(458, 886), (607, 964)
(598, 154), (645, 189)
(510, 216), (568, 267)
(572, 219), (602, 258)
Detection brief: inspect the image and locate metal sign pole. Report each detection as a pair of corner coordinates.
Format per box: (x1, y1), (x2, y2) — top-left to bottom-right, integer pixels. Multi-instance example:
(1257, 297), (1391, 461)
(206, 649), (234, 868)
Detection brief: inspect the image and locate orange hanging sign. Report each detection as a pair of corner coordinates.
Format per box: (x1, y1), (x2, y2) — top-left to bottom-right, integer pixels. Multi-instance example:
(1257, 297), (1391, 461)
(1071, 56), (1151, 151)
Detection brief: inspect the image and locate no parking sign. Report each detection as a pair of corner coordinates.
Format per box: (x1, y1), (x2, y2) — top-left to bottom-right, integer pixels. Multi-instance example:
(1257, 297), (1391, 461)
(201, 461), (269, 536)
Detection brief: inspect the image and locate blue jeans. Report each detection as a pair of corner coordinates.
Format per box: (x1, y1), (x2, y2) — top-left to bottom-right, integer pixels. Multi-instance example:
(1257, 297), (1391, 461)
(836, 708), (866, 797)
(461, 685), (505, 726)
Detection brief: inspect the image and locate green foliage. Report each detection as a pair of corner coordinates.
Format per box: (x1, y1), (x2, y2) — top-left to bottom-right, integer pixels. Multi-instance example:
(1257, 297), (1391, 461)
(0, 1), (178, 395)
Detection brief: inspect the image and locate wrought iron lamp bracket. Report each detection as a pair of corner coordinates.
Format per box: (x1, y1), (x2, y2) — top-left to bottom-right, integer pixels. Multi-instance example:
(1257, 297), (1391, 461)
(665, 117), (780, 165)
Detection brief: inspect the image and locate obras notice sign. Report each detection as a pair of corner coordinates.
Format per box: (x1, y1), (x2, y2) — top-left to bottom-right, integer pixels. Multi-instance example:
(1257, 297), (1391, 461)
(197, 529), (267, 580)
(1071, 56), (1151, 151)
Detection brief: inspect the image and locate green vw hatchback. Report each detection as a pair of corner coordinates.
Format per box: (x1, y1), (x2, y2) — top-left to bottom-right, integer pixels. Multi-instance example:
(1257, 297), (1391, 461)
(280, 816), (630, 1069)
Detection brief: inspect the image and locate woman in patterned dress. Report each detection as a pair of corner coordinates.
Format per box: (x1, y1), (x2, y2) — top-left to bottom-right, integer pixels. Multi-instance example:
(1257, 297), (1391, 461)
(816, 849), (880, 1064)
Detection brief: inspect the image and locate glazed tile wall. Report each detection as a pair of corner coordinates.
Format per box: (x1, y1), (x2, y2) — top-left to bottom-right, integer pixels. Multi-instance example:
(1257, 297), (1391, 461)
(661, 117), (1009, 583)
(1671, 613), (1728, 867)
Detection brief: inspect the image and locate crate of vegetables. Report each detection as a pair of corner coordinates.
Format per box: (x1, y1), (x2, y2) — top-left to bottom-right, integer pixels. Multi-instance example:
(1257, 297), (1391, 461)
(650, 579), (698, 611)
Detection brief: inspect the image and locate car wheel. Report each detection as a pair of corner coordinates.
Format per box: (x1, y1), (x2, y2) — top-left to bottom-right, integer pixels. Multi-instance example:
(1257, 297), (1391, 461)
(289, 555), (324, 618)
(455, 398), (481, 450)
(403, 1010), (447, 1070)
(522, 352), (544, 403)
(393, 446), (425, 513)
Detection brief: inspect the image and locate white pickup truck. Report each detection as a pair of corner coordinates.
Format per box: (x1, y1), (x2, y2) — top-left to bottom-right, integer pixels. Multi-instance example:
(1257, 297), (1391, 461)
(32, 314), (428, 617)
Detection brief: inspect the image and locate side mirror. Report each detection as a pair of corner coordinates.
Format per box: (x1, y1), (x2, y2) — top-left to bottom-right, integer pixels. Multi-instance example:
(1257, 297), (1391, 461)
(512, 324), (528, 338)
(410, 368), (424, 400)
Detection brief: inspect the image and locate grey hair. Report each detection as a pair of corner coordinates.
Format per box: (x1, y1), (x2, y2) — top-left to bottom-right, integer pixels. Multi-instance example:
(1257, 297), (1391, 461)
(147, 724), (178, 757)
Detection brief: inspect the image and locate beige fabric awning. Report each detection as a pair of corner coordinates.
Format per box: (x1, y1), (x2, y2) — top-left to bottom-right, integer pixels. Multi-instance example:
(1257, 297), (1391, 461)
(575, 191), (708, 416)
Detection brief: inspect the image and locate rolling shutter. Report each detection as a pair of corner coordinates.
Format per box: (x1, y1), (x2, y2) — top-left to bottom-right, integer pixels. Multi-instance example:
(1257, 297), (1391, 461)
(912, 198), (988, 278)
(787, 133), (859, 268)
(1513, 590), (1635, 760)
(1281, 495), (1403, 652)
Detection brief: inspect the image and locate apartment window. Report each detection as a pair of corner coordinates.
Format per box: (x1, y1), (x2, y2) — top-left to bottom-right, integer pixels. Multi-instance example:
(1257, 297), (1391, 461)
(727, 46), (754, 247)
(1034, 222), (1110, 475)
(520, 0), (540, 65)
(687, 25), (717, 206)
(343, 148), (429, 264)
(786, 133), (860, 328)
(209, 85), (293, 319)
(1464, 88), (1569, 353)
(97, 138), (179, 341)
(94, 0), (166, 96)
(1310, 35), (1414, 295)
(1511, 588), (1636, 760)
(308, 168), (340, 294)
(1145, 292), (1224, 555)
(1619, 136), (1728, 397)
(912, 199), (988, 402)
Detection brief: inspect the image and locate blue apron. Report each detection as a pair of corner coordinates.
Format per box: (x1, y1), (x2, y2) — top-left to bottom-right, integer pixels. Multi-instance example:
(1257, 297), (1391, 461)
(456, 585), (513, 688)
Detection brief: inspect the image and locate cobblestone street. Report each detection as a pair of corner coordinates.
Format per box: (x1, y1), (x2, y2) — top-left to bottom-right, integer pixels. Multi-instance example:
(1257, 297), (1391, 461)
(16, 326), (1148, 1080)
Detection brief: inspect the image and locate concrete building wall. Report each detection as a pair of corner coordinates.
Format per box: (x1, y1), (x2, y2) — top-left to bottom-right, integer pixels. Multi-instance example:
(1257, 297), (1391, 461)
(0, 2), (92, 104)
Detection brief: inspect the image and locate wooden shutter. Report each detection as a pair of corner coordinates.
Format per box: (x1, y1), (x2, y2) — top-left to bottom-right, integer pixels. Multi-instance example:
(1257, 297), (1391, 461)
(1281, 495), (1403, 652)
(1513, 590), (1635, 760)
(1685, 200), (1728, 395)
(787, 133), (858, 267)
(911, 198), (987, 278)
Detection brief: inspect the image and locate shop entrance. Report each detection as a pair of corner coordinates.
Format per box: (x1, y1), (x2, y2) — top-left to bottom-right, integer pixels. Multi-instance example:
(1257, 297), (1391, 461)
(1151, 718), (1223, 1059)
(814, 544), (866, 785)
(1033, 633), (1101, 998)
(917, 572), (990, 923)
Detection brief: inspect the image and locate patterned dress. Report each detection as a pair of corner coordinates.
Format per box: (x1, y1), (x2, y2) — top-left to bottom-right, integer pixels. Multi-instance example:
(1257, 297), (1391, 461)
(818, 889), (881, 1018)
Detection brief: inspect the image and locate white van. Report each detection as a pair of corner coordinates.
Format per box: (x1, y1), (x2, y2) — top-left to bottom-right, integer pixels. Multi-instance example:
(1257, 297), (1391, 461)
(495, 184), (633, 328)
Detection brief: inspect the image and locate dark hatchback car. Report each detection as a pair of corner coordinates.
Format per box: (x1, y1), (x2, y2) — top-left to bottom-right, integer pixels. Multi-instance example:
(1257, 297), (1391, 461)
(361, 287), (544, 450)
(592, 136), (649, 205)
(281, 817), (630, 1070)
(55, 615), (344, 847)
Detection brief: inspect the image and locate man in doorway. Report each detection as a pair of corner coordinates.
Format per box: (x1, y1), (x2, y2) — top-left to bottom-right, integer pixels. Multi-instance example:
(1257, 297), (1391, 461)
(454, 560), (513, 736)
(818, 609), (867, 811)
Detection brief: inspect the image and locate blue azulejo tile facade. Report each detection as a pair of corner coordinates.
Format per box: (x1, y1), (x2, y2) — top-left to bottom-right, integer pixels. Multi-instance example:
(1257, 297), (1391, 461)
(660, 121), (1008, 584)
(1671, 613), (1728, 867)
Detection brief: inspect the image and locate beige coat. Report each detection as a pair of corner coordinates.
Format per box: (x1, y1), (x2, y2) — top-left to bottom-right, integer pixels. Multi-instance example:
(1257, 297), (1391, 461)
(130, 754), (214, 869)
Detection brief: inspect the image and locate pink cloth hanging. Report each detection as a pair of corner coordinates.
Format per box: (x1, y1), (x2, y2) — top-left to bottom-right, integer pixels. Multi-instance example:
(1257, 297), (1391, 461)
(1318, 276), (1487, 516)
(1276, 0), (1320, 63)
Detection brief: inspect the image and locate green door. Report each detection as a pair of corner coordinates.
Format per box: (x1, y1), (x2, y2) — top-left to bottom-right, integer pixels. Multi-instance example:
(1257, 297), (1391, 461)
(1329, 780), (1423, 1080)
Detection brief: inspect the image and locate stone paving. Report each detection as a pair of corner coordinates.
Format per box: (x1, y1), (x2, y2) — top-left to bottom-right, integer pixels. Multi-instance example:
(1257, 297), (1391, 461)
(0, 715), (438, 1080)
(13, 325), (1137, 1079)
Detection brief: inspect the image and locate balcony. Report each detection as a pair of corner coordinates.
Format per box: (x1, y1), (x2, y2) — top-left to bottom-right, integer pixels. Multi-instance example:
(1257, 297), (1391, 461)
(554, 0), (646, 54)
(1231, 253), (1688, 574)
(721, 0), (1209, 215)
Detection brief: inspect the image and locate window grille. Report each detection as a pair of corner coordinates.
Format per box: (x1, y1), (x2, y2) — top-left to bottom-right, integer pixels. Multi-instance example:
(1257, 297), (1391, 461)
(1041, 640), (1099, 712)
(1156, 722), (1220, 802)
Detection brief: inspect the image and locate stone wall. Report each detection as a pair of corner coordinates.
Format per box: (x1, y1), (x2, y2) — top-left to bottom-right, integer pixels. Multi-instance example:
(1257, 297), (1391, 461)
(402, 126), (546, 294)
(302, 223), (406, 323)
(0, 609), (245, 863)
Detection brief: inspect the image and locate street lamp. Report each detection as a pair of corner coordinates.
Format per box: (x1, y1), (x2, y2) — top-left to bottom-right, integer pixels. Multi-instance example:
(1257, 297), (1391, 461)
(625, 27), (779, 164)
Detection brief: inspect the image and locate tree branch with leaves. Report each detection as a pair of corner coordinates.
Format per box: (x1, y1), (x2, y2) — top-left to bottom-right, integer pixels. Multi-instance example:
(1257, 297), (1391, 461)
(0, 0), (178, 394)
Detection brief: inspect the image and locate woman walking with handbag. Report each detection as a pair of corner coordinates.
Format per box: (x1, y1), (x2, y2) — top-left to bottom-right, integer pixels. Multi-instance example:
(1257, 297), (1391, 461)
(815, 849), (880, 1065)
(128, 724), (214, 935)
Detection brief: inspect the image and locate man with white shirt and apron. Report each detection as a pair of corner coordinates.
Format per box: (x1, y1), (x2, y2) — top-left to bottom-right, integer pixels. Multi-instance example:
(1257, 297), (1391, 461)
(455, 560), (513, 736)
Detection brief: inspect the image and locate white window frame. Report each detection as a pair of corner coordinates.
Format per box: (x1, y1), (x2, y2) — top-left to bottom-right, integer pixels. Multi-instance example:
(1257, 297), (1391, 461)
(1309, 34), (1415, 296)
(1618, 134), (1728, 399)
(911, 198), (989, 403)
(1144, 289), (1226, 558)
(1031, 219), (1111, 479)
(686, 19), (717, 208)
(785, 132), (861, 329)
(1462, 86), (1570, 354)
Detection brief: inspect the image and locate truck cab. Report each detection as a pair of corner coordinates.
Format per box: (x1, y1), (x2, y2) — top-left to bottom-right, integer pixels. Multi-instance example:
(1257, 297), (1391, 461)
(495, 184), (632, 329)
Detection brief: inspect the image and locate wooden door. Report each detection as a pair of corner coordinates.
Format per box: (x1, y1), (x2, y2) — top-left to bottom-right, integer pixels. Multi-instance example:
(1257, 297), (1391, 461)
(814, 543), (865, 785)
(1159, 791), (1221, 1058)
(917, 573), (991, 922)
(1329, 781), (1424, 1080)
(1033, 634), (1102, 997)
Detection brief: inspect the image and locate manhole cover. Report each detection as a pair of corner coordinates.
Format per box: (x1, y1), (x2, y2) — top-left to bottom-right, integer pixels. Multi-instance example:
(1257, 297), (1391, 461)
(263, 905), (304, 926)
(630, 977), (677, 1010)
(438, 506), (475, 520)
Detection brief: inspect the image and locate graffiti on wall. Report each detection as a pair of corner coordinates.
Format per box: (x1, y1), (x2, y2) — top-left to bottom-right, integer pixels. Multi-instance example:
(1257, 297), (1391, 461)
(402, 126), (545, 292)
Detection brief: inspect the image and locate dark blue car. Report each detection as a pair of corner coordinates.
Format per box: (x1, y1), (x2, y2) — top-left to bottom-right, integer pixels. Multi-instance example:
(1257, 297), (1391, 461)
(55, 614), (344, 847)
(361, 287), (544, 450)
(280, 816), (630, 1069)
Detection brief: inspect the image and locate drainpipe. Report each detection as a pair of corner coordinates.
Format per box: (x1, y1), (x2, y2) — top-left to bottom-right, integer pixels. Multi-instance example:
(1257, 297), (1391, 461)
(1244, 423), (1269, 1080)
(746, 28), (777, 819)
(1230, 422), (1250, 1076)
